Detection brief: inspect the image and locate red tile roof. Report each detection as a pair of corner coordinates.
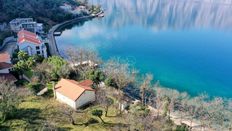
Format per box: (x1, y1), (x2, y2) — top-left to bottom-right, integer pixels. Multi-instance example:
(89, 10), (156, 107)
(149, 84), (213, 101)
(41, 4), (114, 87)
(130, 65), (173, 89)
(18, 29), (37, 37)
(0, 62), (12, 69)
(0, 74), (17, 82)
(0, 52), (10, 63)
(17, 29), (41, 45)
(55, 79), (94, 101)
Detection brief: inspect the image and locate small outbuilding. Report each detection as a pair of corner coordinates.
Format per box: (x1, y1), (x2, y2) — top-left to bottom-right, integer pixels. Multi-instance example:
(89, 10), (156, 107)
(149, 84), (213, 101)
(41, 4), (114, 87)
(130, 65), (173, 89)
(55, 79), (95, 109)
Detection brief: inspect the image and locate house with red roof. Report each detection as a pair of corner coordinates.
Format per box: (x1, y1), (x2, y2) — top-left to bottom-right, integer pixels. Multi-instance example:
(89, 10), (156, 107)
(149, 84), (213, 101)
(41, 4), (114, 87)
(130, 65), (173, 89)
(17, 29), (47, 58)
(0, 52), (16, 82)
(0, 52), (12, 74)
(0, 52), (11, 63)
(55, 79), (95, 109)
(0, 73), (17, 82)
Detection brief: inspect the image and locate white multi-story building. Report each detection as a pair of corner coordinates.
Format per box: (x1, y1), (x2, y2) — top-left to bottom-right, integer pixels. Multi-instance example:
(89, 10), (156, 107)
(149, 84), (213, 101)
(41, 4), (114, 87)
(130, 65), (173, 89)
(9, 18), (44, 34)
(17, 29), (47, 58)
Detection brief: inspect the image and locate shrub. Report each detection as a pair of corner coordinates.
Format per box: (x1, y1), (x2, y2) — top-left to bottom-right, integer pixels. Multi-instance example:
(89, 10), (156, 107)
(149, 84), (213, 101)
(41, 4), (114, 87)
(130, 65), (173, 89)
(175, 124), (189, 131)
(85, 118), (99, 126)
(104, 77), (117, 88)
(26, 83), (43, 94)
(91, 109), (104, 123)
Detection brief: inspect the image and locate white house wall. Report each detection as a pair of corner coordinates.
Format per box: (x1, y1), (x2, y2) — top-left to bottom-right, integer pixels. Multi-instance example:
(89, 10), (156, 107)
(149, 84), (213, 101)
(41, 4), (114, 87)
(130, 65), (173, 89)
(75, 91), (95, 108)
(56, 92), (76, 109)
(18, 41), (47, 58)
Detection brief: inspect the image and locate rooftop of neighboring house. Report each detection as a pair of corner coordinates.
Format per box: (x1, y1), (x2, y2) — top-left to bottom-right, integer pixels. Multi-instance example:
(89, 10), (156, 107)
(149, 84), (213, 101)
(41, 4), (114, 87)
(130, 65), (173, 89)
(0, 52), (11, 63)
(0, 62), (12, 70)
(17, 29), (42, 45)
(0, 73), (17, 82)
(55, 79), (94, 101)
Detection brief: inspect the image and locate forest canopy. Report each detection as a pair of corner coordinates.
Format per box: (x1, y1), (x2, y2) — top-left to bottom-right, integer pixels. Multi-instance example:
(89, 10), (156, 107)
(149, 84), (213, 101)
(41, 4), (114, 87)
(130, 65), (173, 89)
(0, 0), (81, 24)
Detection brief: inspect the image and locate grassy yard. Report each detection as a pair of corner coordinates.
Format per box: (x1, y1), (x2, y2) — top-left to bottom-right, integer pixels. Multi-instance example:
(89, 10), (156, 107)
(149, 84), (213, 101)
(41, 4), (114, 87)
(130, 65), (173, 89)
(0, 95), (127, 131)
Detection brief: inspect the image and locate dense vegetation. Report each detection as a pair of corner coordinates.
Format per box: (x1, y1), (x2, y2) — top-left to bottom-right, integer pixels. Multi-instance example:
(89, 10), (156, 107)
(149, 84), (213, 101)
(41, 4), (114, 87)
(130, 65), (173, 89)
(0, 0), (80, 25)
(0, 31), (11, 45)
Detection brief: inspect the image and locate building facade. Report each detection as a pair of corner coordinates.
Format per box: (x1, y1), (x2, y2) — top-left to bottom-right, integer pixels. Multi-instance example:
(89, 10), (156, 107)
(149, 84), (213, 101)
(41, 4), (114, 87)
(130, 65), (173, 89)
(55, 79), (95, 109)
(17, 29), (47, 58)
(9, 18), (43, 34)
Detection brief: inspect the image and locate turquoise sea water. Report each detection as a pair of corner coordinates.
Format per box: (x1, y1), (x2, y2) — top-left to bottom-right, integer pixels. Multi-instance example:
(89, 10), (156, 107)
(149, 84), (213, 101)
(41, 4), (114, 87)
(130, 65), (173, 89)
(56, 0), (232, 98)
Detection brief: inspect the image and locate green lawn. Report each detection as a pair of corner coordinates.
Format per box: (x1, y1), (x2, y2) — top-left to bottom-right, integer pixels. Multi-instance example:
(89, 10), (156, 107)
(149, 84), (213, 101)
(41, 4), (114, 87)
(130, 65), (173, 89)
(0, 96), (127, 131)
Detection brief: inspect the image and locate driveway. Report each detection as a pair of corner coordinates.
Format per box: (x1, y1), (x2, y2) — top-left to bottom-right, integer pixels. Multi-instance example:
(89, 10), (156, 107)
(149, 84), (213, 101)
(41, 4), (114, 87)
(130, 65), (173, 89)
(0, 37), (17, 55)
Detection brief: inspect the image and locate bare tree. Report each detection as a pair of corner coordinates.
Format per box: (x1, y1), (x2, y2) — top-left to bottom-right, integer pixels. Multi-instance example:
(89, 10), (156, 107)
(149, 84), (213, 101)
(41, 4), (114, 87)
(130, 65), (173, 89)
(157, 87), (180, 120)
(140, 73), (153, 106)
(0, 79), (20, 122)
(178, 92), (189, 124)
(205, 97), (225, 130)
(103, 58), (136, 115)
(96, 88), (114, 117)
(227, 100), (232, 131)
(33, 62), (53, 86)
(56, 105), (77, 125)
(65, 47), (101, 79)
(194, 93), (209, 130)
(187, 97), (199, 127)
(154, 87), (163, 119)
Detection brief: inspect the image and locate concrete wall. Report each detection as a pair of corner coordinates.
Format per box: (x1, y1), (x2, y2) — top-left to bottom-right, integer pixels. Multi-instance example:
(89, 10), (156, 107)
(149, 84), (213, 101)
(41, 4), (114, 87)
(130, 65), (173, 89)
(18, 41), (47, 58)
(75, 91), (95, 108)
(56, 92), (76, 109)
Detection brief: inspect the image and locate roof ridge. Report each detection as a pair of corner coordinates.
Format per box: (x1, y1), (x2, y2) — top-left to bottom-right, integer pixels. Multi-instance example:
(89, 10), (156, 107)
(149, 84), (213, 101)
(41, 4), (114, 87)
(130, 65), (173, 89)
(55, 79), (94, 101)
(63, 79), (85, 90)
(62, 79), (93, 91)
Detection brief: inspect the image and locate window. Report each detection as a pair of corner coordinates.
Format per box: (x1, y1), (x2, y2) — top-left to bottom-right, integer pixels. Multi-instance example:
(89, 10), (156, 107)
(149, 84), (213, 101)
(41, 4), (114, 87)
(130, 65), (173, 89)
(37, 51), (40, 54)
(36, 46), (40, 50)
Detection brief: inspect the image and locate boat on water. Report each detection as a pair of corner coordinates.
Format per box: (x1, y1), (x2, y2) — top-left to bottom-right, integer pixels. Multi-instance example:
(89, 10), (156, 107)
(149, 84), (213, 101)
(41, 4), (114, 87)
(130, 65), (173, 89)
(98, 13), (104, 17)
(54, 32), (62, 36)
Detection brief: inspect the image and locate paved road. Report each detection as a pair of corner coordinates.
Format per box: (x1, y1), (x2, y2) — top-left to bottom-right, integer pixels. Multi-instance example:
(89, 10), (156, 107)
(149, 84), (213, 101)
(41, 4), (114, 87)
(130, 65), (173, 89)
(47, 15), (98, 56)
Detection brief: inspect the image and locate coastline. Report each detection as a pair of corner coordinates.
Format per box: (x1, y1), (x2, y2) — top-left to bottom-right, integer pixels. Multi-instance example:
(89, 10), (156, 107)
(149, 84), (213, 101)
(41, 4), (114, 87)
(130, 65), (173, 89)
(47, 11), (229, 130)
(47, 12), (104, 56)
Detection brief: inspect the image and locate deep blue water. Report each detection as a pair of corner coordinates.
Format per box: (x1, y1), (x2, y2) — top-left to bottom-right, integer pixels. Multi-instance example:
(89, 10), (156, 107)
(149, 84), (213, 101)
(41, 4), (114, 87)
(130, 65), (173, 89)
(56, 0), (232, 98)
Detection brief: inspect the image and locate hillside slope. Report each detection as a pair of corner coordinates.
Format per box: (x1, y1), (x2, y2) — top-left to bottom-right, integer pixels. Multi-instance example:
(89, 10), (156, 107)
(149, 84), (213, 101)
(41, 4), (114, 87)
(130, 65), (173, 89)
(0, 0), (78, 25)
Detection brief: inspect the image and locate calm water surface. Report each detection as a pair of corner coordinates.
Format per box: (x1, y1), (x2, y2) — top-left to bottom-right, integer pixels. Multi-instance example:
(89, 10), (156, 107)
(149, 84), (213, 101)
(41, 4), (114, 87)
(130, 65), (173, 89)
(56, 0), (232, 98)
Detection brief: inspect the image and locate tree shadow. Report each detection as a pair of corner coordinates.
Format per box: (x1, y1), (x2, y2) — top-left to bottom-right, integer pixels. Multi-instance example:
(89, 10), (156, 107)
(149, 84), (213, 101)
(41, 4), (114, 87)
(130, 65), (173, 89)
(42, 89), (54, 98)
(79, 103), (95, 110)
(103, 122), (129, 128)
(0, 125), (11, 131)
(14, 108), (44, 124)
(71, 118), (99, 127)
(57, 127), (73, 131)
